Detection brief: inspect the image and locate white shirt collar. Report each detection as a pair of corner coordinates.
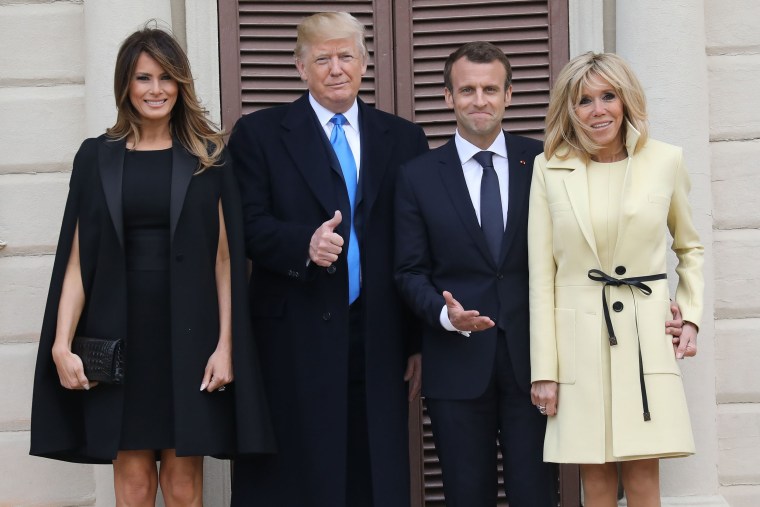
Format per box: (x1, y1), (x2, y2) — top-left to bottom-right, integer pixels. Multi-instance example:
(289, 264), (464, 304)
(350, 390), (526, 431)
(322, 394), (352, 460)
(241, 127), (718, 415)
(454, 130), (507, 165)
(308, 93), (360, 130)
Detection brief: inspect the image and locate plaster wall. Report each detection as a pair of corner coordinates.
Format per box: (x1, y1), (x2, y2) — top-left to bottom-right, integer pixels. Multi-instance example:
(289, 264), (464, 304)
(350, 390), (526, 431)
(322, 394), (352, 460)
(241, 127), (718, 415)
(0, 0), (224, 504)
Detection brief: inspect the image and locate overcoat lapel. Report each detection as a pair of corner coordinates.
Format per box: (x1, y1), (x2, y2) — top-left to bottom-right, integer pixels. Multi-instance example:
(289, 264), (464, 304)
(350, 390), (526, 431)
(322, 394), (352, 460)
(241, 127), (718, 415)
(98, 138), (126, 248)
(281, 95), (338, 216)
(358, 101), (394, 216)
(611, 125), (641, 260)
(437, 139), (495, 266)
(499, 132), (530, 265)
(547, 152), (600, 263)
(170, 140), (197, 241)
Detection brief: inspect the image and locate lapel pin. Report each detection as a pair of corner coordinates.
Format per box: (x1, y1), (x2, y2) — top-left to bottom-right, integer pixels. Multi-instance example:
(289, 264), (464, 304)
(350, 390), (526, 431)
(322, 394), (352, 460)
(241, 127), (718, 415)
(520, 160), (527, 165)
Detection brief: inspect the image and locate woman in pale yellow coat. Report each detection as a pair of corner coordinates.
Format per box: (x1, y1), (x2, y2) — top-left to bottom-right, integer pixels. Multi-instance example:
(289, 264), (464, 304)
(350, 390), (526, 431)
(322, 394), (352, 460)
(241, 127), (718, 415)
(529, 52), (704, 506)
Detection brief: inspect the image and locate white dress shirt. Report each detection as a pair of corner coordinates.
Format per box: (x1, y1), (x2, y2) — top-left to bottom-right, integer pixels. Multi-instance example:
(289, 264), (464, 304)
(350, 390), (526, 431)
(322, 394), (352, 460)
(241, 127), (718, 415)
(308, 93), (361, 178)
(440, 130), (510, 334)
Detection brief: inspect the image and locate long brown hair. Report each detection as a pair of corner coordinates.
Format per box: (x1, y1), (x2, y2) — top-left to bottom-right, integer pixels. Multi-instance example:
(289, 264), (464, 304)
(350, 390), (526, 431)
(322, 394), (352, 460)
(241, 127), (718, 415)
(106, 25), (224, 172)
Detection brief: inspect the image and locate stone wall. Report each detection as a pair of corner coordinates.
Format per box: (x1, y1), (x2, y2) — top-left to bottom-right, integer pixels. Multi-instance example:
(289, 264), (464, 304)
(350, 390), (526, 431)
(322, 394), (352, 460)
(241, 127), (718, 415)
(706, 1), (760, 505)
(0, 1), (224, 505)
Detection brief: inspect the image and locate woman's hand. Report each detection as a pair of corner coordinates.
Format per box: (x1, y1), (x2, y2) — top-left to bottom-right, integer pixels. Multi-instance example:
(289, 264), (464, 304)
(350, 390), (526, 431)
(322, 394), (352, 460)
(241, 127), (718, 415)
(531, 380), (558, 416)
(673, 321), (698, 359)
(200, 346), (234, 392)
(52, 344), (96, 390)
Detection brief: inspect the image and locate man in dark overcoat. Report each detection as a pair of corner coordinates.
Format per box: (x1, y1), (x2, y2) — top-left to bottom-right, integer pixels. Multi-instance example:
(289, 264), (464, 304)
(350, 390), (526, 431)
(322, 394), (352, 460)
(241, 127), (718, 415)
(228, 11), (428, 507)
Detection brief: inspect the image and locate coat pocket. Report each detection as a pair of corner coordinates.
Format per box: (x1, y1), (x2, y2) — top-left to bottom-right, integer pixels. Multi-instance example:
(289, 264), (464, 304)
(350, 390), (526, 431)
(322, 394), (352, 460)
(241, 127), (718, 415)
(555, 308), (576, 384)
(637, 299), (681, 375)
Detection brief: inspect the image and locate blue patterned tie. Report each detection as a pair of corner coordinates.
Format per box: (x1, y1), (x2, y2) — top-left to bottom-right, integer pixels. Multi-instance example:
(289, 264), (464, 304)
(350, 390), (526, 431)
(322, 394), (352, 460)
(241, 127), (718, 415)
(330, 114), (360, 304)
(473, 150), (504, 263)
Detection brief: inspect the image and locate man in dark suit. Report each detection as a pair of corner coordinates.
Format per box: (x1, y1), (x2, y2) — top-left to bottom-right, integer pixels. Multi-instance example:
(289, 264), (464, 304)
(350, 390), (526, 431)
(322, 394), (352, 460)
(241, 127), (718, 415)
(395, 42), (556, 506)
(227, 12), (428, 507)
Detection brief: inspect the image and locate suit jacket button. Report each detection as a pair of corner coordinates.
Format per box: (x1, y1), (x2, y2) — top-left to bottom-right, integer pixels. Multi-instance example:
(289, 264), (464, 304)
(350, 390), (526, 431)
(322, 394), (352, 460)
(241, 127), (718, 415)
(327, 265), (337, 275)
(175, 254), (184, 262)
(322, 312), (332, 321)
(615, 265), (626, 275)
(496, 273), (504, 280)
(612, 301), (624, 312)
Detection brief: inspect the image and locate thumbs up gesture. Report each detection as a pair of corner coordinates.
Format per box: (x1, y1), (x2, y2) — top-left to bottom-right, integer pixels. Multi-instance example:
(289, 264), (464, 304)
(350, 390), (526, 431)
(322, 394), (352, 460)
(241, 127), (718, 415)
(309, 211), (345, 267)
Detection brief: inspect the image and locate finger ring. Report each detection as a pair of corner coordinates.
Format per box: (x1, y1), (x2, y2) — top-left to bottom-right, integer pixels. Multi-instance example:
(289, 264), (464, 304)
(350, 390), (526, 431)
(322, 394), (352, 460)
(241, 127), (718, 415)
(539, 407), (547, 415)
(218, 385), (226, 392)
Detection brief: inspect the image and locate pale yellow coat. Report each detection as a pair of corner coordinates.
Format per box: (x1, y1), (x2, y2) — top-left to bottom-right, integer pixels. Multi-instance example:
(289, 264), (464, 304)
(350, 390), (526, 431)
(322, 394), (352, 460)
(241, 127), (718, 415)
(528, 125), (704, 463)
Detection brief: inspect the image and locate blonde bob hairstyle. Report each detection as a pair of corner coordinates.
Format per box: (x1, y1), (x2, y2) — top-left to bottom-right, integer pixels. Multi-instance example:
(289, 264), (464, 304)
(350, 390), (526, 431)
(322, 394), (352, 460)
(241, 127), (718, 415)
(106, 25), (224, 173)
(294, 12), (368, 62)
(544, 52), (649, 162)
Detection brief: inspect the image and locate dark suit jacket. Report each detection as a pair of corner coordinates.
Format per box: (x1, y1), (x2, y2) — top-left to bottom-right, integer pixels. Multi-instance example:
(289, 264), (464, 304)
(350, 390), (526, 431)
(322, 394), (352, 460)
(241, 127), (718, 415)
(30, 135), (274, 463)
(228, 94), (428, 507)
(395, 132), (543, 400)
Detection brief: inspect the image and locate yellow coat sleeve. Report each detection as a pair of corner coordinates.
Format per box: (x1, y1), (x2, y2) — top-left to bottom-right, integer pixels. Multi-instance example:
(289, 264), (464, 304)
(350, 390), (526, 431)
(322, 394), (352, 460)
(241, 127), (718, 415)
(668, 151), (705, 328)
(528, 154), (559, 382)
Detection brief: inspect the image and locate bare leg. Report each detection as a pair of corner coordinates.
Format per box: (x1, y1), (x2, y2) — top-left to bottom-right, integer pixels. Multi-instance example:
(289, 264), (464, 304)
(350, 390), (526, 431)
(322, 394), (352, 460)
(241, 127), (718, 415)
(580, 462), (619, 507)
(113, 450), (159, 507)
(621, 458), (661, 507)
(158, 449), (204, 507)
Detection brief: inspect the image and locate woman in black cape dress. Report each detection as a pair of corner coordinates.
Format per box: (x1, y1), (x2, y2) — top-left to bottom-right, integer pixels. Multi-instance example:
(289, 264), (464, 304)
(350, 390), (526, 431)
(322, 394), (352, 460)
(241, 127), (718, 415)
(30, 27), (274, 505)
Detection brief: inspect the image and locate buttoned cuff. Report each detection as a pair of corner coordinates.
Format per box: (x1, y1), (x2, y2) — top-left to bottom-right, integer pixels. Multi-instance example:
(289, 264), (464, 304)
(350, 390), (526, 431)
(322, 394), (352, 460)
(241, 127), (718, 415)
(439, 305), (470, 337)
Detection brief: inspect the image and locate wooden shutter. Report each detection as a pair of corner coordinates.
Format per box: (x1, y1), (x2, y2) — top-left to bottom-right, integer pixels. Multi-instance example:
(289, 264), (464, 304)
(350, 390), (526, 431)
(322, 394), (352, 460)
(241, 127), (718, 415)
(408, 400), (511, 506)
(219, 0), (385, 131)
(394, 0), (568, 146)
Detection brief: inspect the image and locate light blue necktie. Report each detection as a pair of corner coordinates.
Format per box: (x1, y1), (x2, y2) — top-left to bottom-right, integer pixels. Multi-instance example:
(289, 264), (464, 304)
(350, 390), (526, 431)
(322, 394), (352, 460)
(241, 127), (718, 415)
(330, 114), (360, 304)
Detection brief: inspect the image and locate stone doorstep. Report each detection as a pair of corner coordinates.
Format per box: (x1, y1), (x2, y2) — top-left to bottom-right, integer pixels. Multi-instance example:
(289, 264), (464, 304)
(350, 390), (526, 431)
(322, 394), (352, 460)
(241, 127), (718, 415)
(617, 495), (731, 506)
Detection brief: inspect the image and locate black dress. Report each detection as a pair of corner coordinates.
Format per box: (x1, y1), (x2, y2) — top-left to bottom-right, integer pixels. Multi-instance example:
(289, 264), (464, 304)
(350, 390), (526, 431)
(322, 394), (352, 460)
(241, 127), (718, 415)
(120, 148), (174, 450)
(30, 136), (275, 464)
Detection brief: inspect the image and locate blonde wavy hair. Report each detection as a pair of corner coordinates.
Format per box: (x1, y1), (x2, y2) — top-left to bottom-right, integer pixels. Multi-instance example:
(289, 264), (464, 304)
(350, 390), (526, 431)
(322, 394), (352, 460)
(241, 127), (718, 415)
(294, 12), (368, 62)
(106, 25), (224, 173)
(544, 52), (649, 162)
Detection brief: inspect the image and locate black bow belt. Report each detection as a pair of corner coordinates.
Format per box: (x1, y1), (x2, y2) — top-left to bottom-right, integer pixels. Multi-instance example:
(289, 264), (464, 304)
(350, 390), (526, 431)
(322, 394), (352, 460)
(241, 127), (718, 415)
(587, 268), (667, 422)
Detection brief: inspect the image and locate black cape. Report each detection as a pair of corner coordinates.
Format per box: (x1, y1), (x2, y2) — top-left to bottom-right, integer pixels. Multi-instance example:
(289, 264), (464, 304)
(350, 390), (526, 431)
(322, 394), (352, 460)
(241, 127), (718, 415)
(30, 135), (275, 463)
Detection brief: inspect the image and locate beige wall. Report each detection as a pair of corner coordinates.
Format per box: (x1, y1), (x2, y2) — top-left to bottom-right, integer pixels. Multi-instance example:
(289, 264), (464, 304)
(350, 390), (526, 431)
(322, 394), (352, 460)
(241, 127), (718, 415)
(0, 1), (224, 505)
(1, 0), (757, 505)
(706, 1), (760, 506)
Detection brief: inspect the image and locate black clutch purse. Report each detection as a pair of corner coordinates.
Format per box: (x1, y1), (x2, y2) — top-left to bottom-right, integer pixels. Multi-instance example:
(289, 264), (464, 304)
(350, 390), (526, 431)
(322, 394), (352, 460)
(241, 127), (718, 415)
(71, 336), (126, 384)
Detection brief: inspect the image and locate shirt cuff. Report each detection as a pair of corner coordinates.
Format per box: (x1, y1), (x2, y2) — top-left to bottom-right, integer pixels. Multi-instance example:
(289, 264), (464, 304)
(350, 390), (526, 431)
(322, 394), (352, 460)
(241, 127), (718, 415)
(439, 305), (470, 337)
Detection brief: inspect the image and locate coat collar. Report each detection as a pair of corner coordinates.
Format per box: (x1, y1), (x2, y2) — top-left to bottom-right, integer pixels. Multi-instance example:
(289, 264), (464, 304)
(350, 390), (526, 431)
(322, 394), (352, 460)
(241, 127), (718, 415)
(281, 94), (339, 216)
(543, 122), (640, 264)
(357, 100), (395, 216)
(437, 138), (494, 265)
(280, 93), (395, 219)
(500, 132), (533, 265)
(98, 137), (126, 247)
(98, 136), (197, 247)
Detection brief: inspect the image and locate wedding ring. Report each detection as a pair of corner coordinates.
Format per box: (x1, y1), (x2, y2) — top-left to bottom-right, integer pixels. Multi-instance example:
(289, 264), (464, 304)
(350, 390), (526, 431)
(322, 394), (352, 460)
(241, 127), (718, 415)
(218, 385), (226, 392)
(538, 404), (547, 415)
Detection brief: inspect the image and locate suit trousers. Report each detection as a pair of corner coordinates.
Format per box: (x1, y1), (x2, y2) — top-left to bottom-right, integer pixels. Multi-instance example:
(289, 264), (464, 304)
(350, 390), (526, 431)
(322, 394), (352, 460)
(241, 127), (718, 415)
(346, 296), (373, 507)
(426, 332), (557, 507)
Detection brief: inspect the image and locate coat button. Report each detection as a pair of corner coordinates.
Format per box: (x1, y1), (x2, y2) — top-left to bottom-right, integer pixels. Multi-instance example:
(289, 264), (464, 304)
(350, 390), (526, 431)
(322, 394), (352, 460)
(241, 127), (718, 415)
(496, 273), (504, 280)
(612, 301), (624, 312)
(615, 265), (626, 275)
(322, 312), (331, 321)
(327, 265), (337, 275)
(175, 254), (184, 262)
